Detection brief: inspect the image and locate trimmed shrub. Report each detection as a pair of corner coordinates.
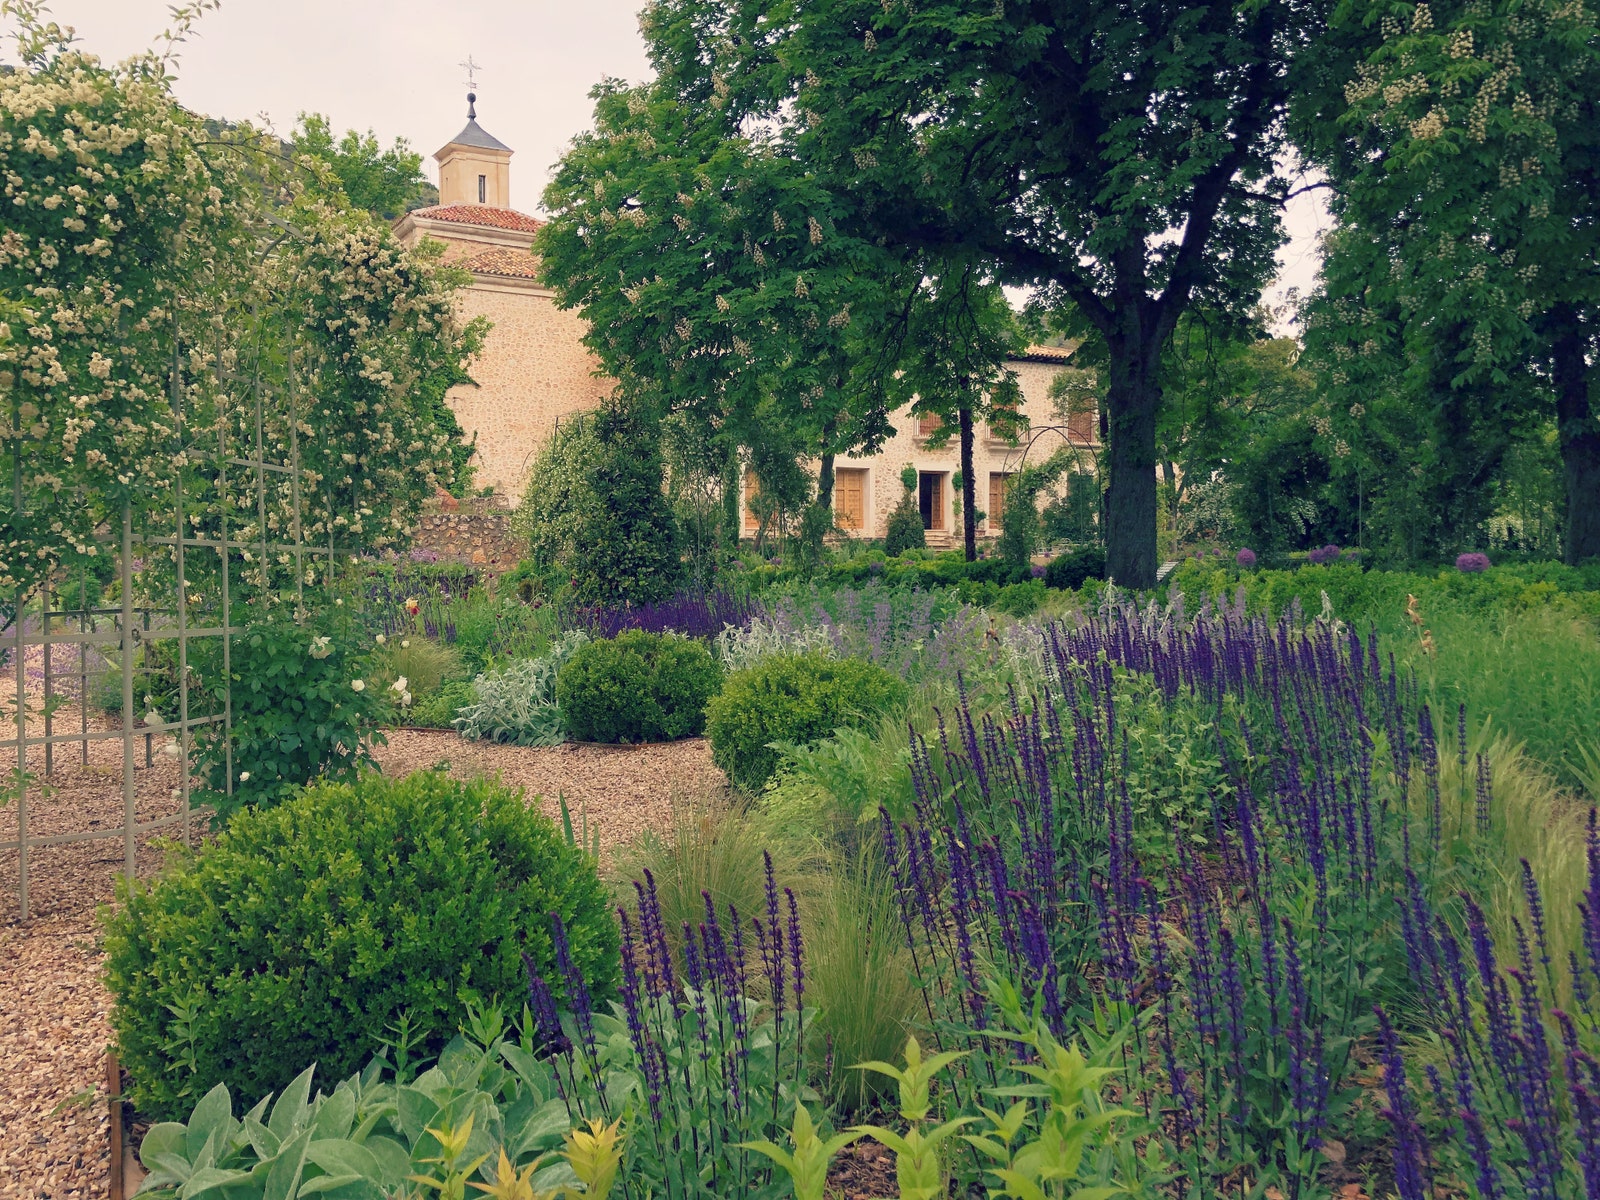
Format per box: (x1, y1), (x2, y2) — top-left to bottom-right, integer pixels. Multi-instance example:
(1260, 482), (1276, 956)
(1044, 544), (1107, 591)
(103, 770), (617, 1118)
(556, 630), (722, 743)
(883, 490), (926, 556)
(570, 404), (683, 605)
(705, 652), (909, 791)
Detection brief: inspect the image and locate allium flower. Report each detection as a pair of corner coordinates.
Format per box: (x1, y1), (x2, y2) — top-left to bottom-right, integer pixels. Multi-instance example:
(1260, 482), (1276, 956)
(351, 679), (365, 692)
(1455, 552), (1490, 573)
(1236, 547), (1257, 568)
(1308, 544), (1342, 565)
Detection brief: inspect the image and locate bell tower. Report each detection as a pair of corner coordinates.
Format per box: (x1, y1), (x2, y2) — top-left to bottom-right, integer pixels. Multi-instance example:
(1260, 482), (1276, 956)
(434, 67), (512, 208)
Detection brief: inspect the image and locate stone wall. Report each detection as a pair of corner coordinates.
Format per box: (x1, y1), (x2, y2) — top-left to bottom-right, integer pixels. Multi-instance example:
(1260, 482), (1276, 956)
(409, 495), (524, 570)
(450, 278), (611, 501)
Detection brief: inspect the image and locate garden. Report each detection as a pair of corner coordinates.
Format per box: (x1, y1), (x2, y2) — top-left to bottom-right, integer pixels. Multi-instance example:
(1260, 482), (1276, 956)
(6, 2), (1600, 1199)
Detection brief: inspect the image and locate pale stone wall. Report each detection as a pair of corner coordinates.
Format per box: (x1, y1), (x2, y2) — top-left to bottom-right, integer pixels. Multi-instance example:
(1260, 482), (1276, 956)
(746, 355), (1096, 546)
(451, 279), (612, 499)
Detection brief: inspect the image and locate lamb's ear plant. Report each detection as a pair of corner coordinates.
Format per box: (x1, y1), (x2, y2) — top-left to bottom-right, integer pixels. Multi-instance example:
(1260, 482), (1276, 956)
(850, 1037), (975, 1200)
(740, 1103), (862, 1200)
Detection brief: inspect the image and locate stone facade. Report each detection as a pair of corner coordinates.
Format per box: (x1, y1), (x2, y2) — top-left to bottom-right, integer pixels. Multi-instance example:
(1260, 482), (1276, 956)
(410, 495), (523, 569)
(396, 102), (1097, 528)
(744, 351), (1099, 547)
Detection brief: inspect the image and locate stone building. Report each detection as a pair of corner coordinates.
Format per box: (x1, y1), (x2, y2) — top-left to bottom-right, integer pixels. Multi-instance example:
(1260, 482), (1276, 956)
(396, 96), (1099, 541)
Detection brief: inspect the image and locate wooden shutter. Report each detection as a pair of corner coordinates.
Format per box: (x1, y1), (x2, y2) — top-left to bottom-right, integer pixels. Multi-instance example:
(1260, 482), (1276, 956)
(743, 469), (760, 530)
(918, 412), (944, 438)
(1067, 401), (1097, 444)
(988, 473), (1009, 530)
(835, 469), (866, 531)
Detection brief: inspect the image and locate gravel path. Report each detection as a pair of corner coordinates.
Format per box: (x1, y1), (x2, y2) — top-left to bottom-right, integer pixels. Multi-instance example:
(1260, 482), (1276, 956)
(1, 704), (717, 1198)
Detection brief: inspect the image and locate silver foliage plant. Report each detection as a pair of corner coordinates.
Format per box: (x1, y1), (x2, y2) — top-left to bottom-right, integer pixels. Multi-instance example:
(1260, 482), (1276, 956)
(713, 615), (837, 673)
(452, 631), (590, 745)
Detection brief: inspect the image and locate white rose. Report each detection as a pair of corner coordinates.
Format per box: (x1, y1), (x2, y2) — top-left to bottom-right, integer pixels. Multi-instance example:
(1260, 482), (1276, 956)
(239, 771), (251, 782)
(392, 676), (408, 693)
(375, 633), (386, 645)
(401, 691), (413, 707)
(351, 679), (366, 692)
(401, 639), (411, 649)
(160, 741), (181, 759)
(143, 711), (161, 727)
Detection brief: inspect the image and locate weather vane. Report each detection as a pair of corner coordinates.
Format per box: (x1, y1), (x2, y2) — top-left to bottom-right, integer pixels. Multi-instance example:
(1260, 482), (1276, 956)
(460, 55), (480, 94)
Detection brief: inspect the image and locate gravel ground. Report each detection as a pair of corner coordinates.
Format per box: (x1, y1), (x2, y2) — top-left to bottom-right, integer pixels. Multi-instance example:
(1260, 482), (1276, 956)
(1, 691), (718, 1198)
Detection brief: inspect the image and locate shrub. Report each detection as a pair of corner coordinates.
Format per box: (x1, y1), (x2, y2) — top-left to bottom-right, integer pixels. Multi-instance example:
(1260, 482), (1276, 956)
(191, 614), (390, 819)
(556, 630), (723, 743)
(407, 678), (476, 728)
(705, 651), (909, 791)
(883, 490), (926, 556)
(103, 770), (618, 1118)
(570, 405), (683, 605)
(1457, 551), (1491, 572)
(453, 631), (589, 745)
(1044, 544), (1107, 591)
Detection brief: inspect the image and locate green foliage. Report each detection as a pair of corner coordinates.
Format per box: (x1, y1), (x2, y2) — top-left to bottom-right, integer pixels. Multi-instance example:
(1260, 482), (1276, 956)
(570, 406), (683, 606)
(408, 679), (477, 729)
(555, 630), (722, 744)
(802, 851), (922, 1111)
(103, 771), (618, 1119)
(705, 651), (908, 790)
(454, 632), (591, 746)
(513, 417), (600, 575)
(190, 612), (391, 819)
(130, 1018), (581, 1200)
(291, 112), (432, 219)
(376, 637), (464, 701)
(884, 489), (928, 557)
(1045, 546), (1107, 591)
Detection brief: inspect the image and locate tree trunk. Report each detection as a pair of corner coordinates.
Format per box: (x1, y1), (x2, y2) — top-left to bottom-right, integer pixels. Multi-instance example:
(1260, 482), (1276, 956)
(1554, 319), (1600, 564)
(817, 453), (836, 511)
(959, 405), (977, 562)
(1103, 347), (1161, 588)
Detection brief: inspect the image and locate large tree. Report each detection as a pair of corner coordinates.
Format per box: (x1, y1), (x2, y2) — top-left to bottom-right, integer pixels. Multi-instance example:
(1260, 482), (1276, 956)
(290, 113), (434, 220)
(1298, 0), (1600, 563)
(713, 0), (1326, 585)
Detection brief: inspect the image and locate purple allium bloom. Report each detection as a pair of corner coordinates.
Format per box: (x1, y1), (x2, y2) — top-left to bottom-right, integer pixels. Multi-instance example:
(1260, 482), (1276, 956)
(1030, 563), (1046, 579)
(1236, 547), (1257, 568)
(1308, 543), (1342, 565)
(1456, 552), (1491, 573)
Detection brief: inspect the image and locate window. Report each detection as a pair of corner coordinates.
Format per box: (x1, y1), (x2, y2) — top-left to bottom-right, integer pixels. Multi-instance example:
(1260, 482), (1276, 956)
(835, 468), (867, 531)
(918, 472), (945, 531)
(988, 472), (1011, 530)
(478, 174), (487, 204)
(917, 412), (944, 438)
(1066, 401), (1097, 444)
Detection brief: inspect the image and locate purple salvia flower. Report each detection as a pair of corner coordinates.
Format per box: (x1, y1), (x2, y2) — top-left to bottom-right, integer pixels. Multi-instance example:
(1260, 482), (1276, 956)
(1375, 1005), (1431, 1200)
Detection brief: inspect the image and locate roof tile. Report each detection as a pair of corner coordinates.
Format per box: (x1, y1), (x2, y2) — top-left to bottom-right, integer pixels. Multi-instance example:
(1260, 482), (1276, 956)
(464, 247), (542, 280)
(411, 204), (544, 233)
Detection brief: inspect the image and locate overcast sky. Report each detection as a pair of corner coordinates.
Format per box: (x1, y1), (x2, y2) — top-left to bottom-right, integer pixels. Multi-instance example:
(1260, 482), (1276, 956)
(9, 0), (1327, 327)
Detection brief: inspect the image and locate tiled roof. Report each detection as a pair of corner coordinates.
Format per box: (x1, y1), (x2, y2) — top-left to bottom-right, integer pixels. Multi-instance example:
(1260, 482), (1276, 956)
(1014, 344), (1074, 363)
(410, 204), (544, 233)
(465, 247), (542, 280)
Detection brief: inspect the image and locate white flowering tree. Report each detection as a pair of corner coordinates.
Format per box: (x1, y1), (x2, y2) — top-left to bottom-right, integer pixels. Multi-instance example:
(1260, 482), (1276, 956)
(0, 6), (485, 617)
